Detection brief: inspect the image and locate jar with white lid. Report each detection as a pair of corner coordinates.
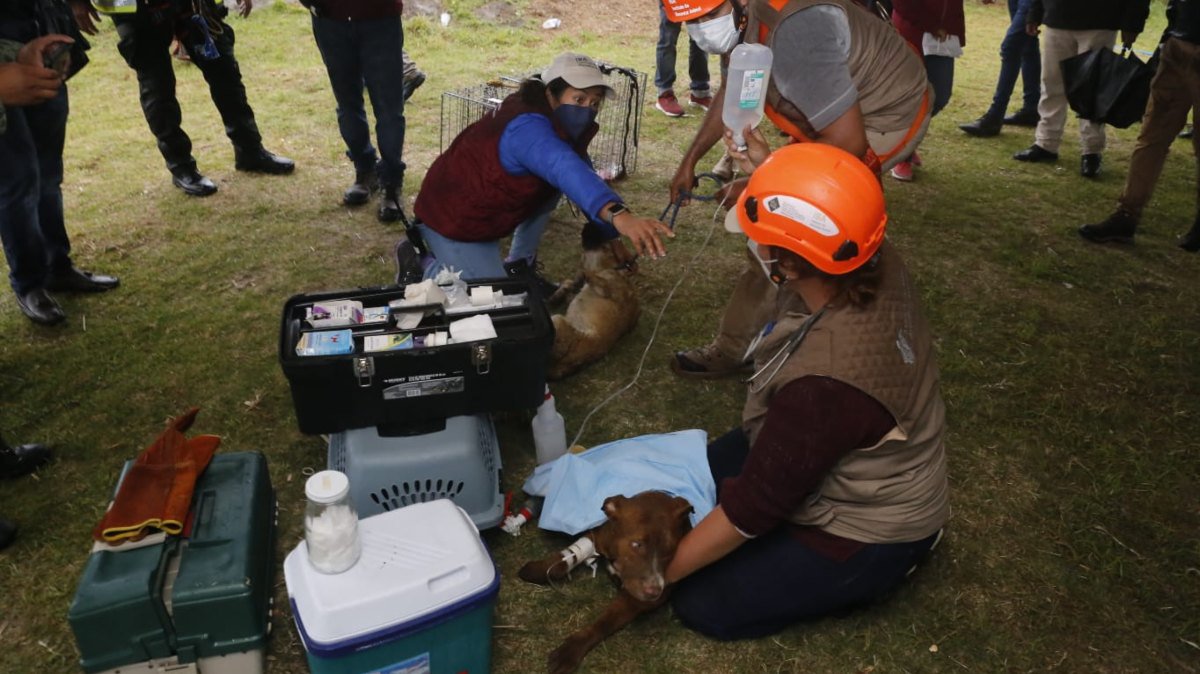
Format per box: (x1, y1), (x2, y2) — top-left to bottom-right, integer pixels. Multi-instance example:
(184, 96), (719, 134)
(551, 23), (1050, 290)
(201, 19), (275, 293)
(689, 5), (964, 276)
(304, 470), (361, 574)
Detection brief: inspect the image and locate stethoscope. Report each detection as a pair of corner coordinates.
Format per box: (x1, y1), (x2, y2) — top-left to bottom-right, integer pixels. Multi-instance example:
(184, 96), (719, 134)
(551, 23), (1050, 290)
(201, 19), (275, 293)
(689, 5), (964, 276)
(745, 306), (827, 393)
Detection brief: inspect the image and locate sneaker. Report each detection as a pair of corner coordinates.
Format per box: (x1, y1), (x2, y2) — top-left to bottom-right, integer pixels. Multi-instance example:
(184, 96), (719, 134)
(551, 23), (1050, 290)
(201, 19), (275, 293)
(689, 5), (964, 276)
(889, 161), (914, 182)
(688, 92), (713, 111)
(670, 343), (750, 379)
(910, 150), (923, 167)
(394, 239), (424, 286)
(655, 91), (685, 118)
(1078, 210), (1138, 245)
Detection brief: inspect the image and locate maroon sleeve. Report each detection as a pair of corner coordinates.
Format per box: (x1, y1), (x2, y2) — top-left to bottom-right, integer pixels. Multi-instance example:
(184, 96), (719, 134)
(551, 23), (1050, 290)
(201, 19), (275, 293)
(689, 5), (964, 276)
(719, 376), (896, 537)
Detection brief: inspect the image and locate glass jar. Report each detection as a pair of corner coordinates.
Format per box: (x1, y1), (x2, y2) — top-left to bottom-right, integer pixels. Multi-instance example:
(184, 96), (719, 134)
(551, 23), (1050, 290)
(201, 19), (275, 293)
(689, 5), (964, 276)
(304, 470), (361, 574)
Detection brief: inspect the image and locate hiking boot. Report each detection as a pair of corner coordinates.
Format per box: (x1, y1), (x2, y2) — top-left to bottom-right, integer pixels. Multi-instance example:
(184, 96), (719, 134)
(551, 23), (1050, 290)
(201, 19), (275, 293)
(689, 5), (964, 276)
(1179, 218), (1200, 252)
(688, 91), (713, 111)
(655, 91), (685, 118)
(394, 239), (424, 286)
(959, 112), (1002, 137)
(670, 343), (750, 379)
(1078, 210), (1138, 245)
(504, 257), (559, 298)
(402, 70), (426, 102)
(343, 169), (377, 206)
(1080, 153), (1102, 178)
(378, 186), (401, 223)
(889, 160), (914, 182)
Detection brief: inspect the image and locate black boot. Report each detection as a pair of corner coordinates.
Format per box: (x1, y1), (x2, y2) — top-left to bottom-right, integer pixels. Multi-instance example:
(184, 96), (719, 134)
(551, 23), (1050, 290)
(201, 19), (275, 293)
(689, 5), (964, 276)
(1078, 210), (1138, 245)
(504, 257), (559, 298)
(1179, 217), (1200, 252)
(959, 111), (1003, 137)
(343, 168), (377, 206)
(378, 186), (402, 223)
(0, 518), (15, 551)
(0, 434), (51, 479)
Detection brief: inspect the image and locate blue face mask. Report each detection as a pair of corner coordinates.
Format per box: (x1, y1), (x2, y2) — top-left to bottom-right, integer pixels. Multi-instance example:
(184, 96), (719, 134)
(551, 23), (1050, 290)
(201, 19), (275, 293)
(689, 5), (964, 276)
(553, 104), (598, 141)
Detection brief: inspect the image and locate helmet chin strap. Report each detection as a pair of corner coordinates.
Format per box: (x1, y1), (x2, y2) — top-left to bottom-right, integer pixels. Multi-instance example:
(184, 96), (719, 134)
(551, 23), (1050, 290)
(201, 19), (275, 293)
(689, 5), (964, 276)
(768, 261), (787, 286)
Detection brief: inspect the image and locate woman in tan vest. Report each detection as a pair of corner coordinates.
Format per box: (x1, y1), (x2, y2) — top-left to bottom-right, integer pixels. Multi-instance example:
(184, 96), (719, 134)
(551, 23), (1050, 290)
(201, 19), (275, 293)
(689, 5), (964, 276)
(665, 141), (948, 639)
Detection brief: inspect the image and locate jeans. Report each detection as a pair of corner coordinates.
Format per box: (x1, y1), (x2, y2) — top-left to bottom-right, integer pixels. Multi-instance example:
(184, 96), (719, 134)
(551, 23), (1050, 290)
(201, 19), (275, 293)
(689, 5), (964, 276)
(416, 195), (559, 281)
(671, 428), (941, 640)
(654, 4), (710, 96)
(312, 15), (407, 188)
(113, 5), (263, 175)
(925, 55), (955, 117)
(987, 0), (1041, 118)
(0, 86), (73, 296)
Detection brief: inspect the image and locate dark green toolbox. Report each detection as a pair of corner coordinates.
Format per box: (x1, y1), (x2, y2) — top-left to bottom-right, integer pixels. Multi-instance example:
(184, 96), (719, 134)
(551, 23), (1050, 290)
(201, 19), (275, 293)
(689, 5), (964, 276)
(68, 452), (276, 674)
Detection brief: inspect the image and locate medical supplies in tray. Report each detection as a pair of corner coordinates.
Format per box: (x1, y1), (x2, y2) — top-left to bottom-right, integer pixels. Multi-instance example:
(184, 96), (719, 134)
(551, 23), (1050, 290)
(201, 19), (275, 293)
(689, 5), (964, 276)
(279, 276), (554, 434)
(68, 452), (276, 674)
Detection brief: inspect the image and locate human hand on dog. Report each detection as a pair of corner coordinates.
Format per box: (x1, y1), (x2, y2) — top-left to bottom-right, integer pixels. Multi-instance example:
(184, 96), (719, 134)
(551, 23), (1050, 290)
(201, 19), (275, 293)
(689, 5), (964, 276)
(609, 210), (673, 260)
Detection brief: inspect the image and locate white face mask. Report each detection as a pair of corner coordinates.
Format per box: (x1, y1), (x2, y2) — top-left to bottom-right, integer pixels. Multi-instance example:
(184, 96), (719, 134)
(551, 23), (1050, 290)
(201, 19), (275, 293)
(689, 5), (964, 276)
(689, 12), (739, 55)
(747, 237), (784, 286)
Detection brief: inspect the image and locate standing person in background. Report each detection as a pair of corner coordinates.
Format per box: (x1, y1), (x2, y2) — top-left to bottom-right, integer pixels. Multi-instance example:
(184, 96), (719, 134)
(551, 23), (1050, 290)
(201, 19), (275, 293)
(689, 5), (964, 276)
(304, 0), (407, 222)
(1077, 0), (1200, 251)
(1012, 0), (1150, 178)
(959, 0), (1042, 137)
(0, 15), (119, 326)
(71, 0), (295, 197)
(654, 2), (714, 118)
(888, 0), (965, 181)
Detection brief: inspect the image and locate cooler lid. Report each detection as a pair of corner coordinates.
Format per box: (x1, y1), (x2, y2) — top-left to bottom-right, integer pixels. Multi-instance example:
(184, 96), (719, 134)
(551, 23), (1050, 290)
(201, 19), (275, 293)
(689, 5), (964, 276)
(284, 499), (496, 645)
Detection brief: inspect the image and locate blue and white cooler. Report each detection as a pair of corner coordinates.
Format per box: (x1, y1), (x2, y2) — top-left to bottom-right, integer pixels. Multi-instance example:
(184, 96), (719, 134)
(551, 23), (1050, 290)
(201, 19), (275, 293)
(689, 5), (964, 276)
(284, 499), (499, 674)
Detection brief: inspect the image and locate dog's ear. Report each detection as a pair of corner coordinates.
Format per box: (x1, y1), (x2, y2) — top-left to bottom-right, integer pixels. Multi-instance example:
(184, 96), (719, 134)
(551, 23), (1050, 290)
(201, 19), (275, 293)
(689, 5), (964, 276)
(671, 497), (694, 524)
(602, 495), (628, 520)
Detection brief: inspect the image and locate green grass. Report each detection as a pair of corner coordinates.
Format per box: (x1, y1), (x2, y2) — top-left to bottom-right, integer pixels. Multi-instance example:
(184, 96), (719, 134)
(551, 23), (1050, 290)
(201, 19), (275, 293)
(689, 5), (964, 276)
(1, 0), (1198, 671)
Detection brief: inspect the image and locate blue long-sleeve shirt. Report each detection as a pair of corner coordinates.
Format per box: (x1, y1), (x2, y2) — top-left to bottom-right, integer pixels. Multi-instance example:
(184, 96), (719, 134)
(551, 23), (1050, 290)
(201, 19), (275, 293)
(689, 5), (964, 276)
(498, 113), (621, 240)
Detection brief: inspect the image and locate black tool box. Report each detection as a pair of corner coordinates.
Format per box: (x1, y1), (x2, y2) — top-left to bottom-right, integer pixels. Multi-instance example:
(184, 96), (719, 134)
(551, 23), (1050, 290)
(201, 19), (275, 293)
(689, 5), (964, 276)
(279, 279), (553, 434)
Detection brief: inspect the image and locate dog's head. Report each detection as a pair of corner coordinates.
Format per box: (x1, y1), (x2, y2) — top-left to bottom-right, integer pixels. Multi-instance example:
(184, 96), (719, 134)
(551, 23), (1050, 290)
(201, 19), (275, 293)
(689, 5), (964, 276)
(592, 492), (693, 603)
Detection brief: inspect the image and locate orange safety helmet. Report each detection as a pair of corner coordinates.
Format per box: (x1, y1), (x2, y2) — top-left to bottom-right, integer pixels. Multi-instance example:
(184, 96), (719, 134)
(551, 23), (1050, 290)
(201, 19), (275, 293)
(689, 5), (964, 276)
(735, 143), (887, 276)
(661, 0), (725, 23)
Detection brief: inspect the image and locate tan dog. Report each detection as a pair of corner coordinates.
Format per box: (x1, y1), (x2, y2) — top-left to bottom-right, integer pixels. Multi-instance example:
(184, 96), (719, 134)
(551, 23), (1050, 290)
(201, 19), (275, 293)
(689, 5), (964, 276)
(547, 245), (639, 380)
(518, 491), (693, 674)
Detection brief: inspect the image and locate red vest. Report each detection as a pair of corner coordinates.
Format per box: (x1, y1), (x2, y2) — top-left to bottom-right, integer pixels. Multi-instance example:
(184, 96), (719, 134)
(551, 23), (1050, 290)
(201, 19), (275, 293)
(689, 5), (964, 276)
(414, 93), (596, 242)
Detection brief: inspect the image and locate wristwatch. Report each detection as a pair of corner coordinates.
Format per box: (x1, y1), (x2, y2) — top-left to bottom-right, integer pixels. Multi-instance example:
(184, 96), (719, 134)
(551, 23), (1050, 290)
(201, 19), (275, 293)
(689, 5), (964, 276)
(605, 203), (629, 226)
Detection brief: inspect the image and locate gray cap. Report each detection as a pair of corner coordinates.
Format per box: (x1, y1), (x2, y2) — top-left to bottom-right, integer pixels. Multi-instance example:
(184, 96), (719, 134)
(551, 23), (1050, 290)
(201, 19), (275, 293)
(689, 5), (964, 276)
(542, 53), (616, 98)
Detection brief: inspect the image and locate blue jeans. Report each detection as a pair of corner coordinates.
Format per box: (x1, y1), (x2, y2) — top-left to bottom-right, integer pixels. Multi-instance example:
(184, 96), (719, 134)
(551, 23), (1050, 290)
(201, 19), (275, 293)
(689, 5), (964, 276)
(0, 86), (73, 295)
(311, 15), (407, 188)
(925, 55), (955, 117)
(416, 195), (560, 281)
(654, 4), (710, 96)
(988, 0), (1041, 118)
(671, 428), (941, 640)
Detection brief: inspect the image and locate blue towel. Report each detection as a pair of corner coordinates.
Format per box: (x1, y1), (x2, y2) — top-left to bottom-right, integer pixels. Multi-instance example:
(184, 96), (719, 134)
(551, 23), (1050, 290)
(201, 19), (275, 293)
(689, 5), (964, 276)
(523, 429), (716, 535)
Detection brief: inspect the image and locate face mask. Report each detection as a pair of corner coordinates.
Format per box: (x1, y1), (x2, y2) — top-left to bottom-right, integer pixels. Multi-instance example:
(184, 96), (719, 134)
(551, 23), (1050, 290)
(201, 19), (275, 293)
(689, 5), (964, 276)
(689, 12), (739, 55)
(747, 237), (785, 286)
(553, 104), (598, 141)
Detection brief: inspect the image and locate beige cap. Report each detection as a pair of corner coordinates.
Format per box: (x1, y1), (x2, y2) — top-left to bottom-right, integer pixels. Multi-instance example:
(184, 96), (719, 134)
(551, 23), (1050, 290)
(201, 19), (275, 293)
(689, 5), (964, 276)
(542, 53), (616, 98)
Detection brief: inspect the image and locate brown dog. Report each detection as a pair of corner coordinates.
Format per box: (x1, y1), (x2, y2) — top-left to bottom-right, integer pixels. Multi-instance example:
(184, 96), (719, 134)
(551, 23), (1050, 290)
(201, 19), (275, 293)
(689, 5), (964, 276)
(547, 245), (639, 380)
(518, 491), (693, 674)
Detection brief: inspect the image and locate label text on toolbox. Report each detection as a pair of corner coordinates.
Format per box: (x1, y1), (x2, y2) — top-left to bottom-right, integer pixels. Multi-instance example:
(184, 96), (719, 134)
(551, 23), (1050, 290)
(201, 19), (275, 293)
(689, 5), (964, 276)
(382, 376), (466, 400)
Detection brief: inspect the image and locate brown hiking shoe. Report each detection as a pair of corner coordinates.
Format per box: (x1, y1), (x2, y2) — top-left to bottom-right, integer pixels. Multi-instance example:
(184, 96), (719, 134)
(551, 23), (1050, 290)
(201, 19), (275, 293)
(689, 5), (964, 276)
(670, 343), (751, 379)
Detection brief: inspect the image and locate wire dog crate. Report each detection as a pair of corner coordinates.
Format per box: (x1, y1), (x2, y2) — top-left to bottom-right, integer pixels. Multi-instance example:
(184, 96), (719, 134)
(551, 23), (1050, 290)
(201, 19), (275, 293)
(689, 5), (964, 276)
(439, 63), (647, 181)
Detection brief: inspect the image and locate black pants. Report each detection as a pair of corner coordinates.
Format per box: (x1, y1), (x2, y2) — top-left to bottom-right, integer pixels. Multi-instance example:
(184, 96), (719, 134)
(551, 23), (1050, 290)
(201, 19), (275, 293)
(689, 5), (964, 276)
(113, 2), (261, 175)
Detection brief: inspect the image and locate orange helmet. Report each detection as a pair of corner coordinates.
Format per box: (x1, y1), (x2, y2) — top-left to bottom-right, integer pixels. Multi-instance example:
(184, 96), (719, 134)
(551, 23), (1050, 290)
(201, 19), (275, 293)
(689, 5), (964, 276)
(661, 0), (725, 22)
(735, 143), (887, 276)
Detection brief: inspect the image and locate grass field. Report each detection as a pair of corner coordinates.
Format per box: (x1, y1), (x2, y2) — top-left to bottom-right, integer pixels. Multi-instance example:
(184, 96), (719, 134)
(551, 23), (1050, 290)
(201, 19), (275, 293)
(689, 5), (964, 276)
(1, 0), (1198, 671)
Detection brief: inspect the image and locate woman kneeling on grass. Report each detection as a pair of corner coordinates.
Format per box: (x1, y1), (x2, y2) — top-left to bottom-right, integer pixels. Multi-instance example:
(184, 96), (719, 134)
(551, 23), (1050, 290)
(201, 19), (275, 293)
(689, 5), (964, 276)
(400, 52), (672, 288)
(666, 141), (949, 639)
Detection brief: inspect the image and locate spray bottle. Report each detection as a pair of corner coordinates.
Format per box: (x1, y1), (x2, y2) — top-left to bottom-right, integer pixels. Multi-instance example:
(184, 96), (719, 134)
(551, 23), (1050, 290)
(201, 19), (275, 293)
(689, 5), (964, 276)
(721, 43), (774, 149)
(532, 385), (567, 465)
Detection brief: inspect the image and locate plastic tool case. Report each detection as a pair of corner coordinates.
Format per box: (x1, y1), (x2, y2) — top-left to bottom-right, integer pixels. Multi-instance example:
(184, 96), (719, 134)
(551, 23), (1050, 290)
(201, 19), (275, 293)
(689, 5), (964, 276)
(68, 452), (276, 673)
(279, 279), (553, 434)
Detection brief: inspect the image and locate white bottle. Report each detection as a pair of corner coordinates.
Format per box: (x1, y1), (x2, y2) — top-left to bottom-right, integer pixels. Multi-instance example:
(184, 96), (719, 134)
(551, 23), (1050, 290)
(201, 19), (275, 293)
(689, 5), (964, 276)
(721, 43), (774, 149)
(532, 386), (567, 464)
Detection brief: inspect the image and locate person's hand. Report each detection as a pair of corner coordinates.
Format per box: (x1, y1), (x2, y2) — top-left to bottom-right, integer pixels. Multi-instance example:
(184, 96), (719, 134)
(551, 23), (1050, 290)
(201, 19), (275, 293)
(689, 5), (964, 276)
(0, 62), (63, 106)
(612, 212), (674, 260)
(17, 34), (73, 69)
(608, 239), (638, 274)
(1026, 21), (1040, 36)
(934, 28), (948, 40)
(1120, 29), (1139, 47)
(713, 176), (748, 207)
(722, 126), (770, 174)
(236, 0), (252, 18)
(69, 0), (101, 35)
(669, 162), (697, 208)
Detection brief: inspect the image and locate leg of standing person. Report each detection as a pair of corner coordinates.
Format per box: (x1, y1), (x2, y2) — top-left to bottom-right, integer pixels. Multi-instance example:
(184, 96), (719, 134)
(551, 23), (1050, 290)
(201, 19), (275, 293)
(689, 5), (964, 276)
(685, 35), (712, 109)
(401, 49), (425, 102)
(189, 8), (293, 175)
(654, 4), (685, 117)
(1014, 26), (1077, 163)
(312, 15), (379, 207)
(892, 56), (951, 182)
(112, 9), (215, 196)
(960, 0), (1039, 136)
(1014, 0), (1042, 122)
(359, 16), (406, 222)
(1080, 38), (1200, 248)
(1075, 28), (1117, 178)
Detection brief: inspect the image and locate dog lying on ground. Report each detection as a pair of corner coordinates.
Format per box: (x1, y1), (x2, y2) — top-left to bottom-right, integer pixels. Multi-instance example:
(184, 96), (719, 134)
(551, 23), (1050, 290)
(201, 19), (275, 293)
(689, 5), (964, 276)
(547, 244), (639, 380)
(518, 491), (693, 674)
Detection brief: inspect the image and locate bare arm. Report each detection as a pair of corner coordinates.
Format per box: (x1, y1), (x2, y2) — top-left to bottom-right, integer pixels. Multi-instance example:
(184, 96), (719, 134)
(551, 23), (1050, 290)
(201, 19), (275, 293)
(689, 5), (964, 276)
(664, 505), (749, 584)
(669, 79), (729, 206)
(814, 101), (868, 160)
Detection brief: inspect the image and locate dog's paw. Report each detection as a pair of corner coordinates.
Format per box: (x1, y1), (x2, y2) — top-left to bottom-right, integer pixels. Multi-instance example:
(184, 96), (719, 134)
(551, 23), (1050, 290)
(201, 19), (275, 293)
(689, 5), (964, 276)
(547, 635), (589, 674)
(519, 558), (568, 585)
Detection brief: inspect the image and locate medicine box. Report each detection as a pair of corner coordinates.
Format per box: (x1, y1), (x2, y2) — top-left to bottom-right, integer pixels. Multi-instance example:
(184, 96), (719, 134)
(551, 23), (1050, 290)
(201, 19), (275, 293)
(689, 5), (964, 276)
(284, 499), (499, 674)
(279, 278), (553, 434)
(328, 414), (503, 530)
(68, 452), (276, 674)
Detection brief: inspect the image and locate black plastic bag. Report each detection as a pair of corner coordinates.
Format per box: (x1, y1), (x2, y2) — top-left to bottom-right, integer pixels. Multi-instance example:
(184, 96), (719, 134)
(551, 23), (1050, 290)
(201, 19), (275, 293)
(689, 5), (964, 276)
(1061, 48), (1107, 120)
(1061, 47), (1159, 129)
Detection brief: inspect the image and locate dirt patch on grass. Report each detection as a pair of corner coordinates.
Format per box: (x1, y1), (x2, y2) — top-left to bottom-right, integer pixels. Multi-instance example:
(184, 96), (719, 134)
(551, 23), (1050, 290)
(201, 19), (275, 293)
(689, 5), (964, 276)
(524, 0), (658, 36)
